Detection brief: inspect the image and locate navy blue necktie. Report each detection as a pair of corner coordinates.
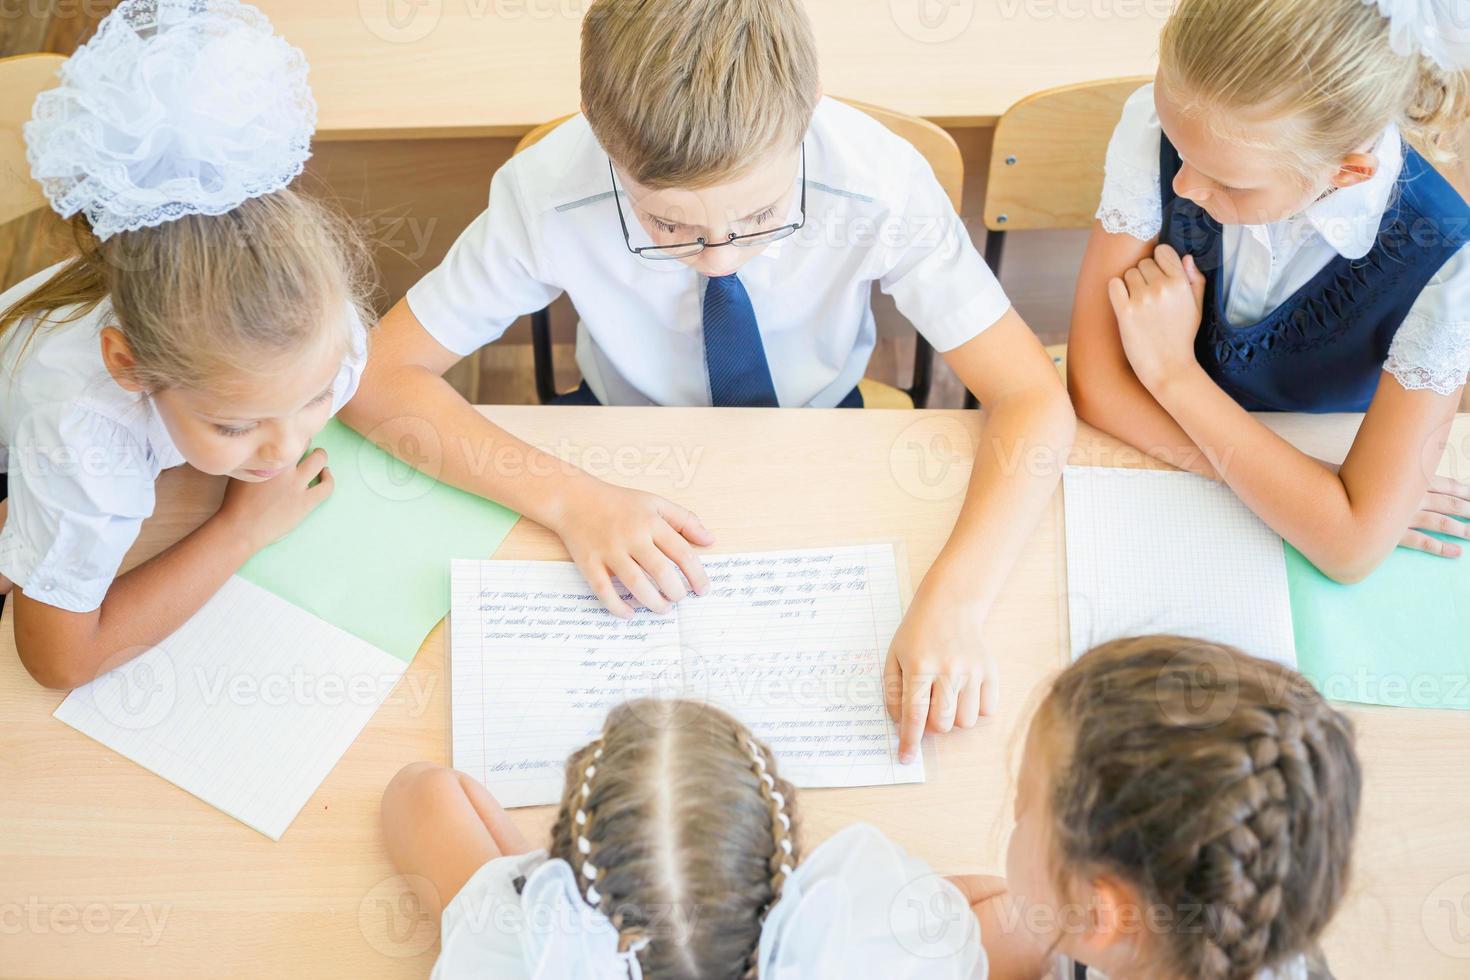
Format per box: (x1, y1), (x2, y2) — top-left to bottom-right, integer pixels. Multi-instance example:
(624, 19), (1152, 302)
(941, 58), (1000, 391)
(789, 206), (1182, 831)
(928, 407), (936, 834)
(702, 273), (779, 407)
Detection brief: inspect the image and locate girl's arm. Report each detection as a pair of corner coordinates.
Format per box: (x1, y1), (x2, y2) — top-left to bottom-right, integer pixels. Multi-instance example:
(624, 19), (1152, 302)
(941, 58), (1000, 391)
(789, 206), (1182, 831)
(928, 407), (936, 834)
(338, 299), (713, 618)
(1113, 243), (1467, 583)
(1067, 222), (1219, 478)
(14, 450), (332, 690)
(381, 762), (533, 919)
(884, 310), (1077, 761)
(952, 881), (1048, 980)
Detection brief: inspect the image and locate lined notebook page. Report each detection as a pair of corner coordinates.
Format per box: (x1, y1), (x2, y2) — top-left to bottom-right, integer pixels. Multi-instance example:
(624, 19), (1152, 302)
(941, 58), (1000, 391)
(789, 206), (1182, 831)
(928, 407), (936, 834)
(450, 544), (922, 808)
(1062, 467), (1296, 666)
(53, 576), (408, 839)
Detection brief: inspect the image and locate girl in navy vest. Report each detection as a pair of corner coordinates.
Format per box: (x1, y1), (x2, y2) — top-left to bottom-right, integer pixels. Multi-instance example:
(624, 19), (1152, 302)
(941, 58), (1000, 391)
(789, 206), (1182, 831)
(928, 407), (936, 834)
(1069, 0), (1470, 582)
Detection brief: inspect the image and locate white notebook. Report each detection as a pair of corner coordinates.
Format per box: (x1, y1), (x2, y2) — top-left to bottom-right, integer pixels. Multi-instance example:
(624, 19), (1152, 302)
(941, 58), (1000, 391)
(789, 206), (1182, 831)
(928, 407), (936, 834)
(53, 576), (408, 839)
(450, 544), (925, 807)
(1062, 467), (1297, 666)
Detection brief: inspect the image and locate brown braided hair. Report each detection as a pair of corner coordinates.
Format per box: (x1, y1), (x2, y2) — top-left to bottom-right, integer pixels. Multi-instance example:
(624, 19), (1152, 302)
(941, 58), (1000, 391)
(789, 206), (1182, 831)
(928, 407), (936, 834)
(548, 698), (800, 979)
(1040, 637), (1361, 980)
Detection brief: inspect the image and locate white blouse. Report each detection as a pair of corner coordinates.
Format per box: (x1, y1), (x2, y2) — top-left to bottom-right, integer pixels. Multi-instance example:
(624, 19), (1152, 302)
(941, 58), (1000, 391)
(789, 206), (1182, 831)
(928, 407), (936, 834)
(1097, 83), (1470, 398)
(431, 823), (987, 979)
(0, 262), (368, 612)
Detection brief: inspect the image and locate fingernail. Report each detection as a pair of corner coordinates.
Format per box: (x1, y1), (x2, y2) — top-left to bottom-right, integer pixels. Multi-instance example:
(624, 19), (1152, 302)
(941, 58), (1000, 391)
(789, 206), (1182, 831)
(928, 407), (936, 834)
(899, 751), (915, 765)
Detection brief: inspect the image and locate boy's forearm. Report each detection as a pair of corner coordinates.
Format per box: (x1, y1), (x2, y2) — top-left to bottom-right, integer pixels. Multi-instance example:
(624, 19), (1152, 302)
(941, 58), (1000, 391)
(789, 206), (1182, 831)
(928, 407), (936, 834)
(920, 388), (1076, 616)
(339, 361), (595, 531)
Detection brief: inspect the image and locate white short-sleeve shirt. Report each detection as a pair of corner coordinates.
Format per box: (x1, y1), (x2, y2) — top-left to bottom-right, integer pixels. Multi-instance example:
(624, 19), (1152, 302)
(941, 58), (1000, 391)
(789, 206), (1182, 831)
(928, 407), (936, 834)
(0, 263), (368, 612)
(1097, 83), (1470, 397)
(407, 97), (1012, 408)
(431, 823), (987, 980)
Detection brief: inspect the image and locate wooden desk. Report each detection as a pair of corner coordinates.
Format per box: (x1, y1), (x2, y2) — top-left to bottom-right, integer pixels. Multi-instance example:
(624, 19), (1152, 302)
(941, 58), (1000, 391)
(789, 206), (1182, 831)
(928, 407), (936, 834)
(1, 408), (1468, 978)
(256, 0), (1162, 140)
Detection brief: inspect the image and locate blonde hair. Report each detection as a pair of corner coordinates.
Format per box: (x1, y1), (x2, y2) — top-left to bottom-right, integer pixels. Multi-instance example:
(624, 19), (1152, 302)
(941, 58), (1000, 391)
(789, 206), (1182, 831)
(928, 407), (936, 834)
(580, 0), (820, 189)
(0, 187), (374, 392)
(1160, 0), (1470, 175)
(548, 699), (800, 979)
(1038, 637), (1361, 980)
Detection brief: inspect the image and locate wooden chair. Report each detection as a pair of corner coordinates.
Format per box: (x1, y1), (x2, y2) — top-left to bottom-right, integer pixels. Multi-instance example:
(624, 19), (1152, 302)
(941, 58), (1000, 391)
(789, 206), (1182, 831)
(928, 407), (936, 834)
(508, 99), (966, 409)
(970, 76), (1152, 408)
(0, 54), (65, 228)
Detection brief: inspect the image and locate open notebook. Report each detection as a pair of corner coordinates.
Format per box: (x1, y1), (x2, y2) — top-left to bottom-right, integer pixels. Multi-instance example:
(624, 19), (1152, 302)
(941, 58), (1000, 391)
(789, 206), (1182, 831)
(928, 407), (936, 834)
(1062, 466), (1298, 665)
(1062, 464), (1470, 710)
(450, 544), (925, 807)
(50, 422), (521, 839)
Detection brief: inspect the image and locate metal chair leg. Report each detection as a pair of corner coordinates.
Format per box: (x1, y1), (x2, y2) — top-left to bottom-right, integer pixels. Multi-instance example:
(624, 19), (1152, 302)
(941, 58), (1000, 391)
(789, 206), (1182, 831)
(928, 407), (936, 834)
(530, 307), (557, 404)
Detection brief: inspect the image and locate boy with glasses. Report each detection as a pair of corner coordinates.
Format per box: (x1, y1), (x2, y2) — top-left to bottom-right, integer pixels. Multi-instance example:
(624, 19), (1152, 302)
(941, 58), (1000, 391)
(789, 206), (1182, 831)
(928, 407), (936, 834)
(343, 0), (1075, 758)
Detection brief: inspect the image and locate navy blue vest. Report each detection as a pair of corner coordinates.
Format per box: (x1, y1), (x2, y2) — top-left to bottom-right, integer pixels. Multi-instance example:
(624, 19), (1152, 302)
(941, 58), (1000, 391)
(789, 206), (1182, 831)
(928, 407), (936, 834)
(1159, 136), (1470, 412)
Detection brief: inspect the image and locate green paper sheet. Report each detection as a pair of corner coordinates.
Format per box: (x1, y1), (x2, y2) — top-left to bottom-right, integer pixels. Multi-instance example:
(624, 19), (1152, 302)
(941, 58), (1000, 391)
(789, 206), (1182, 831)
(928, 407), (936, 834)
(1286, 530), (1470, 710)
(239, 420), (521, 662)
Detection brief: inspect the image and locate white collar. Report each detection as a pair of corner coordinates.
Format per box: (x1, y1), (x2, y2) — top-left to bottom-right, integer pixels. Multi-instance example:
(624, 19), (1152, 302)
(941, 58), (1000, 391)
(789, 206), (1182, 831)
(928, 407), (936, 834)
(1295, 124), (1403, 260)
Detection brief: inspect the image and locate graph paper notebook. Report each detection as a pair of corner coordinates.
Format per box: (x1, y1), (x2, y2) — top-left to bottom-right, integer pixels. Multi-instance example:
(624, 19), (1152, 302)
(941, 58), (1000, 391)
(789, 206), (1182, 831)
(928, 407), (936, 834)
(1062, 467), (1297, 667)
(450, 544), (925, 807)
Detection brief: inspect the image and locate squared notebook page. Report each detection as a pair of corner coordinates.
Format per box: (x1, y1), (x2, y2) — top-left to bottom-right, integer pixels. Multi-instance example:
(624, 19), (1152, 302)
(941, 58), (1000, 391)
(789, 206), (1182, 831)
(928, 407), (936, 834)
(450, 544), (923, 808)
(1062, 467), (1296, 666)
(53, 576), (408, 840)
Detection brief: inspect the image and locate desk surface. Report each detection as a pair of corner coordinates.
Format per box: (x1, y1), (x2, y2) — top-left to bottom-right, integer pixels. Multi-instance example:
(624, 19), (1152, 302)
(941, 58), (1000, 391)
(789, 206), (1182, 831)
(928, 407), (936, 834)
(2, 408), (1468, 979)
(254, 0), (1162, 138)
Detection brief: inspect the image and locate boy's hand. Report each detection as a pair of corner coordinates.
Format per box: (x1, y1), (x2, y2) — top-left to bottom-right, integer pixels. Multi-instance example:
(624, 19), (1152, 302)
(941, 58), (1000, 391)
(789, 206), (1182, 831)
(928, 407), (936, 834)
(883, 586), (996, 764)
(547, 476), (714, 617)
(216, 448), (334, 553)
(1107, 243), (1207, 390)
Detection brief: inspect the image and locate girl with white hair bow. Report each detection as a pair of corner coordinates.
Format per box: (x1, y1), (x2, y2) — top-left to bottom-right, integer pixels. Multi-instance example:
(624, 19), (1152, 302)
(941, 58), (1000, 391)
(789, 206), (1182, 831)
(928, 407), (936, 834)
(0, 0), (374, 690)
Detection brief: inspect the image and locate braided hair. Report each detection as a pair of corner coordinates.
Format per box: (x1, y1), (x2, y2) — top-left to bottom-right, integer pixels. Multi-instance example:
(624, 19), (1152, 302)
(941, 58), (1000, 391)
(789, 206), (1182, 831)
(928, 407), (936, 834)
(1043, 637), (1361, 980)
(548, 698), (800, 979)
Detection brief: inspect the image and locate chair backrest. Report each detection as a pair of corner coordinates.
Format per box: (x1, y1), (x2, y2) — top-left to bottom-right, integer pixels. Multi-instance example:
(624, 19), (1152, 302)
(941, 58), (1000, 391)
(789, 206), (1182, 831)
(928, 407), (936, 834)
(514, 98), (964, 211)
(983, 76), (1151, 233)
(0, 54), (65, 227)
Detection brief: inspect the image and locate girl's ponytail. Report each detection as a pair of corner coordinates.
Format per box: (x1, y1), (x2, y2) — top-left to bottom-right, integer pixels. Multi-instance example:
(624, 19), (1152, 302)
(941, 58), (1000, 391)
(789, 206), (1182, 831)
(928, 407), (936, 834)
(1407, 56), (1470, 161)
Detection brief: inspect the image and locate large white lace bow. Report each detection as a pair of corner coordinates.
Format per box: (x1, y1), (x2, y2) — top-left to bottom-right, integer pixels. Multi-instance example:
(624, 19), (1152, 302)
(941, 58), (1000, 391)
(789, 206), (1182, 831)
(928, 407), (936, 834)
(1364, 0), (1470, 70)
(25, 0), (316, 241)
(756, 823), (987, 979)
(505, 824), (984, 979)
(514, 859), (647, 979)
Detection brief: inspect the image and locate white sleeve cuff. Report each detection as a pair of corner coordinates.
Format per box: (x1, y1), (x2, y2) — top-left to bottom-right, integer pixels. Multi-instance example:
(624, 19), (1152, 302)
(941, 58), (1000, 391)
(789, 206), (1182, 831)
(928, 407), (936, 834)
(1095, 83), (1164, 242)
(1385, 310), (1470, 396)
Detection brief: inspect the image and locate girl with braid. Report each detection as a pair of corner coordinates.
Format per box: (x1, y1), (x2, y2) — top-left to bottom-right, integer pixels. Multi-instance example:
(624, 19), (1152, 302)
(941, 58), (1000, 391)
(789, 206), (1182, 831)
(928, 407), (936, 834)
(974, 637), (1362, 980)
(382, 698), (987, 978)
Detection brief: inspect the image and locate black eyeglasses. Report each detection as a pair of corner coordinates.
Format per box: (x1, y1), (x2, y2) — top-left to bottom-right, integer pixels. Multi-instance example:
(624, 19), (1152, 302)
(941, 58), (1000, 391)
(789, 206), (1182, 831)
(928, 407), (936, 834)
(610, 145), (807, 259)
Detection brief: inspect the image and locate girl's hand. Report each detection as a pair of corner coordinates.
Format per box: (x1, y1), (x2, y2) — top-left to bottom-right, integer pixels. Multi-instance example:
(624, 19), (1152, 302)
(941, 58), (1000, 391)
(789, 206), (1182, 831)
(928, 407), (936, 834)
(883, 585), (996, 764)
(1400, 474), (1470, 558)
(1107, 244), (1208, 390)
(545, 476), (714, 618)
(216, 448), (335, 553)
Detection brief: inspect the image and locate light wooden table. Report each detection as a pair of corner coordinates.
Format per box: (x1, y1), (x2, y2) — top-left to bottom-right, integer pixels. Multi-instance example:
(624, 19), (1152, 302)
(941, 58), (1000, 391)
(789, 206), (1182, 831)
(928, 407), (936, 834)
(257, 0), (1163, 140)
(1, 408), (1468, 979)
